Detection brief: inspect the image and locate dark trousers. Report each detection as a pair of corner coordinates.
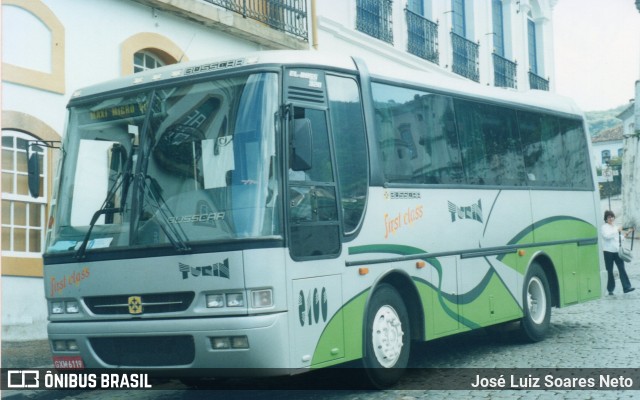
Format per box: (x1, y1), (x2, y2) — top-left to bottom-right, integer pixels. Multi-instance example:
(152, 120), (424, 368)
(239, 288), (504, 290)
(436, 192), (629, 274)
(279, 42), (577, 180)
(604, 251), (632, 292)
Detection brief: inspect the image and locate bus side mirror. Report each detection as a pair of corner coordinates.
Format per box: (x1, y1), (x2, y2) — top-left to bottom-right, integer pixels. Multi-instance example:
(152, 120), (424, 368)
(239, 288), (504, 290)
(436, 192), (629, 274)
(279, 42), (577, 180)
(27, 145), (42, 198)
(291, 118), (313, 171)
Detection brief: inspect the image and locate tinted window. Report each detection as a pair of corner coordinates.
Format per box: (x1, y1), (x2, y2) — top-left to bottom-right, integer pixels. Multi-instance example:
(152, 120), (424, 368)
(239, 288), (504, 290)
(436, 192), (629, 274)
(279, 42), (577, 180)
(455, 100), (525, 186)
(327, 75), (368, 233)
(560, 118), (592, 189)
(518, 111), (566, 186)
(371, 83), (590, 190)
(372, 83), (463, 184)
(518, 113), (592, 189)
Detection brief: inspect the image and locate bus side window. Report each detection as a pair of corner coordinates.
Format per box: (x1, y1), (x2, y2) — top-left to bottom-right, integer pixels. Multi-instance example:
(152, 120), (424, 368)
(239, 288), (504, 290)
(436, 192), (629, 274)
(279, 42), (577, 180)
(454, 100), (525, 186)
(371, 83), (464, 185)
(560, 119), (592, 189)
(326, 75), (368, 233)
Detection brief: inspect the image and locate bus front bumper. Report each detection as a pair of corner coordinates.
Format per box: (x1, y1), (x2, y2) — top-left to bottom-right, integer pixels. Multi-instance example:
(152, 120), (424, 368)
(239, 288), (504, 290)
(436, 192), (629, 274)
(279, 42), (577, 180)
(47, 312), (292, 375)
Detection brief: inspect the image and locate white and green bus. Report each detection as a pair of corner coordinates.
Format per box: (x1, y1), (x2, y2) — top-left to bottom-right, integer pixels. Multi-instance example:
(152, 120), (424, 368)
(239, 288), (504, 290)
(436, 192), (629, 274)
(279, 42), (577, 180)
(38, 51), (601, 387)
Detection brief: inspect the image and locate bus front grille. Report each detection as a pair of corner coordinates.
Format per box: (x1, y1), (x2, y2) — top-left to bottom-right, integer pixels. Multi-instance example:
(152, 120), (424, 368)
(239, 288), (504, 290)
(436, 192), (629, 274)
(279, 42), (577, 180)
(90, 336), (195, 366)
(84, 292), (195, 315)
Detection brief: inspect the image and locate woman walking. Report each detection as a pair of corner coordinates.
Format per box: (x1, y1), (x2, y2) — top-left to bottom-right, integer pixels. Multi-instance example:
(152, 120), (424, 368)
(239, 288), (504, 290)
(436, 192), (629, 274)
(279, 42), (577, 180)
(601, 210), (635, 295)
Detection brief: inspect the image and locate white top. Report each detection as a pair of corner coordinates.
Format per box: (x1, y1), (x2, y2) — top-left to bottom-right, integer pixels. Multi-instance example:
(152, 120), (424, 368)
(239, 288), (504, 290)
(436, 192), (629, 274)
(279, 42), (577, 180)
(601, 223), (622, 253)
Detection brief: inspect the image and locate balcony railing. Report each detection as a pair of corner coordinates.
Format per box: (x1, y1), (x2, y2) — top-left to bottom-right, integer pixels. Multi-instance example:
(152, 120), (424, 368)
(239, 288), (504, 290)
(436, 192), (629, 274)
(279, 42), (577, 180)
(405, 9), (439, 64)
(451, 32), (479, 82)
(356, 0), (394, 44)
(204, 0), (308, 40)
(529, 71), (550, 91)
(493, 53), (517, 89)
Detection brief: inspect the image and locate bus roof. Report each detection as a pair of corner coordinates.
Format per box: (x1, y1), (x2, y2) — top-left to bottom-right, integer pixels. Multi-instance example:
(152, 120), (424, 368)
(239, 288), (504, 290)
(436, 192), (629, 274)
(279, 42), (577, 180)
(71, 50), (583, 117)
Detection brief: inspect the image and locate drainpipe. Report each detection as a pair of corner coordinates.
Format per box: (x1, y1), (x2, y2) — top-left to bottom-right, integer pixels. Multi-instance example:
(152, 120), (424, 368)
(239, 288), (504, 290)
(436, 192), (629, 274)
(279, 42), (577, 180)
(311, 0), (319, 49)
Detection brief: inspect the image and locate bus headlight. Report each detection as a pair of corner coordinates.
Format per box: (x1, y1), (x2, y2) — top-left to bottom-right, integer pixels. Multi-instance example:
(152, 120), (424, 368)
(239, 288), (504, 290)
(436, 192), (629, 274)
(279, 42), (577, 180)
(51, 301), (65, 314)
(50, 300), (81, 315)
(211, 337), (231, 349)
(226, 293), (244, 307)
(206, 294), (225, 308)
(65, 301), (80, 314)
(251, 289), (273, 308)
(210, 336), (249, 350)
(52, 339), (78, 352)
(205, 293), (245, 308)
(52, 340), (67, 351)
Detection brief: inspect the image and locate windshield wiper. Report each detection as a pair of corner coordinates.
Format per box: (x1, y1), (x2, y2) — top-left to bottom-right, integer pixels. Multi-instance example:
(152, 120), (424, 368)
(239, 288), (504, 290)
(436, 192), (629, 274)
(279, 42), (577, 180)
(75, 171), (131, 259)
(137, 174), (191, 252)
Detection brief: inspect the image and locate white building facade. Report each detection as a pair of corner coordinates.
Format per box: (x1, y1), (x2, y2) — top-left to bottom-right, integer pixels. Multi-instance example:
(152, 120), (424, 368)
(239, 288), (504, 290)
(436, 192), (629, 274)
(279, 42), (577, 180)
(1, 0), (558, 340)
(591, 125), (624, 171)
(315, 0), (557, 91)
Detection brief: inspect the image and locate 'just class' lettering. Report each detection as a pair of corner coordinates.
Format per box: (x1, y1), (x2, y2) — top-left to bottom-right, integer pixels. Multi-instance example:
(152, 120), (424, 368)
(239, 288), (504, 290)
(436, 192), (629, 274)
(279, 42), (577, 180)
(384, 205), (424, 239)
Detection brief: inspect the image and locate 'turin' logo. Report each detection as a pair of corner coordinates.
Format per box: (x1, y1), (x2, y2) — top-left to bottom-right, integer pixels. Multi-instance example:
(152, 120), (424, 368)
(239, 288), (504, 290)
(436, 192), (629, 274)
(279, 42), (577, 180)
(128, 296), (143, 314)
(448, 199), (483, 223)
(179, 259), (230, 280)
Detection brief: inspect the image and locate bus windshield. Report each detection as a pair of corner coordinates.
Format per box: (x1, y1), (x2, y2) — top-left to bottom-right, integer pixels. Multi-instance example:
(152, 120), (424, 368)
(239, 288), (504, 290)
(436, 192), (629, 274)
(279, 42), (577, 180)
(48, 72), (280, 255)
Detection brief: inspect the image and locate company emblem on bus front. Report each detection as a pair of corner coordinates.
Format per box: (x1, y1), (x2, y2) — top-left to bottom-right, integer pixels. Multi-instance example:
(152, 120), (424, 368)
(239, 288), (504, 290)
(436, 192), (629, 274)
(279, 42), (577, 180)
(128, 296), (143, 315)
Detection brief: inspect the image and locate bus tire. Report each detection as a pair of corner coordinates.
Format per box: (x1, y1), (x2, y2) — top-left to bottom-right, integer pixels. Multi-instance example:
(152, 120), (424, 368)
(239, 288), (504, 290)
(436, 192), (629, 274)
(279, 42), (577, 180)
(519, 263), (551, 342)
(362, 283), (410, 388)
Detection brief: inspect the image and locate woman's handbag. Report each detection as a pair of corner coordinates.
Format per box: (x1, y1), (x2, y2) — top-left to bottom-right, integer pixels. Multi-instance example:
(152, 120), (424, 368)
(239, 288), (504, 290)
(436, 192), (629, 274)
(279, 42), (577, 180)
(619, 230), (634, 263)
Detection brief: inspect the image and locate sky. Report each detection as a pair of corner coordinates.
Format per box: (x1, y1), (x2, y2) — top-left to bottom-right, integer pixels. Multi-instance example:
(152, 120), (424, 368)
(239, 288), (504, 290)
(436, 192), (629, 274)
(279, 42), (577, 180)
(553, 0), (640, 112)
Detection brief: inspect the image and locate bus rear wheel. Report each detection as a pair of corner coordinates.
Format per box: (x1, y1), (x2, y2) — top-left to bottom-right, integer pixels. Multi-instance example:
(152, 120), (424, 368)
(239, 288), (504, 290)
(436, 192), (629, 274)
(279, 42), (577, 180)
(362, 283), (410, 388)
(519, 263), (551, 342)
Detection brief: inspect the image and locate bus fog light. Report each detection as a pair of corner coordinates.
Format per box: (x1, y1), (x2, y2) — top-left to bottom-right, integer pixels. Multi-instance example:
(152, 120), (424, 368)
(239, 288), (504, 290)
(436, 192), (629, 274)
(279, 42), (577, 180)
(211, 337), (231, 349)
(51, 301), (64, 314)
(66, 301), (80, 314)
(251, 289), (273, 308)
(52, 340), (67, 351)
(66, 340), (79, 351)
(226, 293), (244, 307)
(231, 336), (249, 349)
(206, 294), (224, 308)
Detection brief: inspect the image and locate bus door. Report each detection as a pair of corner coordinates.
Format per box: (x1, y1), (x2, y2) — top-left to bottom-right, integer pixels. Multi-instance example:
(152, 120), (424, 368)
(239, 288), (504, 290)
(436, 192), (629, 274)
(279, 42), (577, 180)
(284, 68), (344, 367)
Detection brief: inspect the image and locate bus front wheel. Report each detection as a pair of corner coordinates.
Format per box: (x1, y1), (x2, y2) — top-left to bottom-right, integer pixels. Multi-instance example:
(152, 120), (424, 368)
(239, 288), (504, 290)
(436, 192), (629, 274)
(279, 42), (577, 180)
(519, 263), (551, 342)
(362, 283), (410, 388)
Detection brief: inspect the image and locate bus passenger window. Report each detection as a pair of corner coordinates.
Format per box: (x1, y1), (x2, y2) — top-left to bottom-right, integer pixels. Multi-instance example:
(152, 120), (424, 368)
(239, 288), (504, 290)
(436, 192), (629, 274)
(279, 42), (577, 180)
(371, 83), (463, 185)
(454, 100), (525, 186)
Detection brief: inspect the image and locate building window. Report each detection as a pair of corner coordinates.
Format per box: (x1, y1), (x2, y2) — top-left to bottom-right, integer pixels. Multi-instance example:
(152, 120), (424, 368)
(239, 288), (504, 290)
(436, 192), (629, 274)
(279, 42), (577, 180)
(527, 14), (538, 74)
(618, 148), (623, 157)
(451, 0), (466, 36)
(406, 3), (439, 64)
(356, 0), (394, 44)
(408, 0), (424, 15)
(492, 0), (504, 56)
(601, 150), (611, 165)
(527, 10), (549, 91)
(1, 130), (47, 257)
(450, 0), (479, 82)
(133, 50), (166, 73)
(491, 0), (516, 88)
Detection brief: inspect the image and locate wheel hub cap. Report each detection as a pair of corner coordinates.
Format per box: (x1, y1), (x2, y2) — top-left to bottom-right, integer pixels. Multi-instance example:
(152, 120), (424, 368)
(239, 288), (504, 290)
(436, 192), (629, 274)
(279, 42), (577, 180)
(372, 305), (404, 368)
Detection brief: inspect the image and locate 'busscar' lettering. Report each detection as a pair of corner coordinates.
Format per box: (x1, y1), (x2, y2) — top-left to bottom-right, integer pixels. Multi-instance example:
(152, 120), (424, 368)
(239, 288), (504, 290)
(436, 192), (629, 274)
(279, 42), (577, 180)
(169, 212), (225, 224)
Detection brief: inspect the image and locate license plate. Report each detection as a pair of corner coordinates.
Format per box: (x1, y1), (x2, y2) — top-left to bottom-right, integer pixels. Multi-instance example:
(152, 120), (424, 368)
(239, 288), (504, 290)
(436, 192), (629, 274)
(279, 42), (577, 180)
(53, 356), (85, 369)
